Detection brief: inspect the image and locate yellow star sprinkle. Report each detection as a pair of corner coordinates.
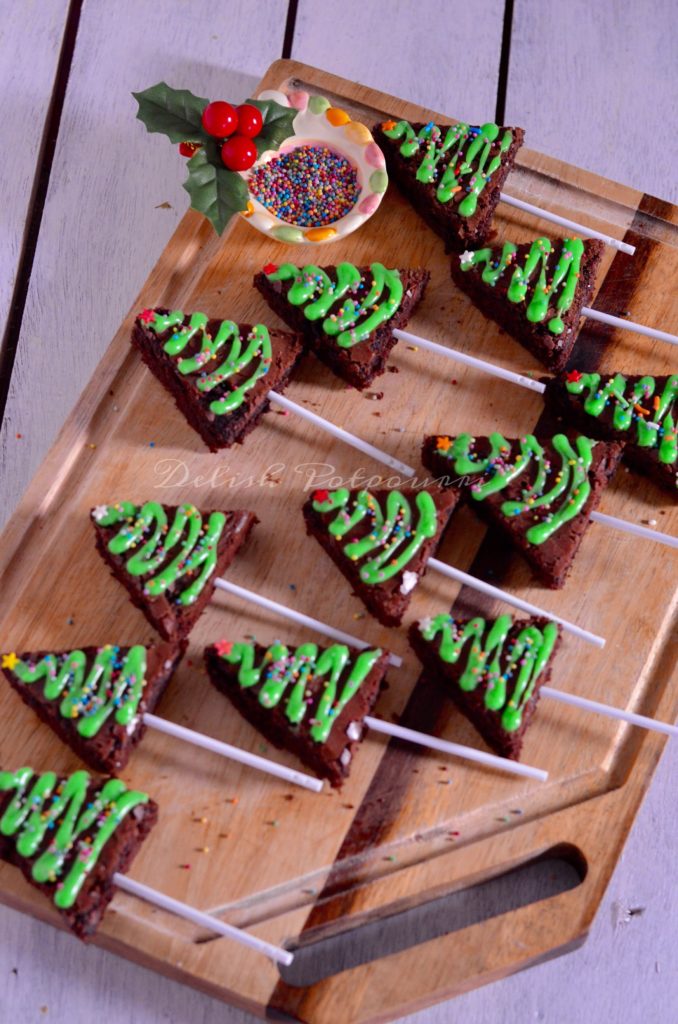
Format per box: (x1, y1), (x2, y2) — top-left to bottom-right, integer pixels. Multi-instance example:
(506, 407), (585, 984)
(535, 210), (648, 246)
(2, 652), (19, 670)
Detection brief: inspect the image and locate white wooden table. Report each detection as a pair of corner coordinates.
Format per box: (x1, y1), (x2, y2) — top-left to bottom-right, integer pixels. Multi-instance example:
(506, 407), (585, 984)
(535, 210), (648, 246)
(1, 2), (676, 1021)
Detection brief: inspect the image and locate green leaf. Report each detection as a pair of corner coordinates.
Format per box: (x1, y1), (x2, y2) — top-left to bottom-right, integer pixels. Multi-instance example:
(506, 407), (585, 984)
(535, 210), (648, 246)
(133, 82), (208, 143)
(246, 98), (296, 156)
(182, 147), (249, 234)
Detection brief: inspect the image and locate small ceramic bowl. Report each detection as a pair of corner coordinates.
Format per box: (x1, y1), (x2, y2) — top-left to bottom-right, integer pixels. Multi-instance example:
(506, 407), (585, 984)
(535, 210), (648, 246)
(240, 89), (387, 245)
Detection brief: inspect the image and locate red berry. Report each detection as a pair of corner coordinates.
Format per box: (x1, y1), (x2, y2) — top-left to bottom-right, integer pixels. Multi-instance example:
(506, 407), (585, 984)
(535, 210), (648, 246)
(221, 135), (257, 171)
(179, 141), (200, 157)
(201, 101), (238, 138)
(236, 104), (263, 138)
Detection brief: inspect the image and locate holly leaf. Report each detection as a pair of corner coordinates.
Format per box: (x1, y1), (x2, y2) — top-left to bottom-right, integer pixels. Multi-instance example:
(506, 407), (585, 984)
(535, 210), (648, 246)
(182, 147), (248, 234)
(133, 82), (208, 143)
(246, 98), (296, 156)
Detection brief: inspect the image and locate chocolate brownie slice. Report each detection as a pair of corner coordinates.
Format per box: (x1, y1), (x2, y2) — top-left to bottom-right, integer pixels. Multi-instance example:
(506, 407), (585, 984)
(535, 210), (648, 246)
(409, 613), (562, 759)
(2, 641), (184, 774)
(374, 118), (524, 252)
(254, 261), (430, 389)
(205, 639), (390, 787)
(92, 501), (257, 641)
(422, 431), (623, 588)
(450, 237), (605, 372)
(303, 485), (459, 626)
(132, 309), (305, 452)
(0, 766), (157, 939)
(545, 370), (678, 496)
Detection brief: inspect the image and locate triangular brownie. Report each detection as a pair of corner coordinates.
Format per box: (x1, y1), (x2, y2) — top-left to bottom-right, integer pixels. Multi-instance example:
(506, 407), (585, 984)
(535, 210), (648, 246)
(205, 638), (390, 787)
(0, 765), (156, 939)
(373, 117), (524, 251)
(92, 501), (257, 641)
(450, 237), (605, 371)
(2, 641), (184, 773)
(545, 370), (678, 496)
(409, 612), (562, 758)
(254, 261), (430, 389)
(303, 486), (459, 625)
(132, 308), (304, 451)
(422, 431), (623, 587)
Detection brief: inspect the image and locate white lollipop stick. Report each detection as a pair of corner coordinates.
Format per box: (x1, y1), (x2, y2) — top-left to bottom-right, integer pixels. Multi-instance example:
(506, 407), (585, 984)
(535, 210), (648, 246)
(214, 577), (402, 668)
(428, 558), (605, 648)
(499, 192), (636, 255)
(394, 329), (678, 550)
(393, 329), (547, 393)
(541, 687), (678, 738)
(364, 715), (547, 780)
(143, 712), (322, 792)
(113, 873), (293, 965)
(590, 511), (678, 549)
(581, 306), (678, 346)
(267, 392), (415, 476)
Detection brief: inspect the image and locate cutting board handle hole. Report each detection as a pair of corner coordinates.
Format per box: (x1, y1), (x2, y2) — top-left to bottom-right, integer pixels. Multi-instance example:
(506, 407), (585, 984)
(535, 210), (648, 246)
(279, 844), (586, 986)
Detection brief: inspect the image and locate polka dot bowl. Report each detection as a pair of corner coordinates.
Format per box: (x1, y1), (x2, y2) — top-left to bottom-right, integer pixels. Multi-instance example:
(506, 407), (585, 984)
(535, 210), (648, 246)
(240, 90), (388, 245)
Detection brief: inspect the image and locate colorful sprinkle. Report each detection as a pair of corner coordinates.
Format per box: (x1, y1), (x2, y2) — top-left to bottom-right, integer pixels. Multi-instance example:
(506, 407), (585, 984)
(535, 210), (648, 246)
(249, 145), (360, 227)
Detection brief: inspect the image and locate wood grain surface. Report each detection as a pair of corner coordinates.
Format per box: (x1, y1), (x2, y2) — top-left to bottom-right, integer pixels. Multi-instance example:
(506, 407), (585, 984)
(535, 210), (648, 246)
(1, 4), (677, 1023)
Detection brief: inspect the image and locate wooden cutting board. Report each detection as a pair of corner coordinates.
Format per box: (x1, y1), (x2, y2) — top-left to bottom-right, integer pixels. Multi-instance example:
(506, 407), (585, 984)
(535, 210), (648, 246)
(0, 59), (676, 1023)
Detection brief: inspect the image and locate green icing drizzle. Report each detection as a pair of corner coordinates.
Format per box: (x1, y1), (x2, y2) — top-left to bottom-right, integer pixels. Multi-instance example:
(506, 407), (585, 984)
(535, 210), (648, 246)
(419, 614), (558, 731)
(144, 310), (273, 415)
(218, 641), (382, 743)
(311, 488), (438, 583)
(264, 262), (404, 347)
(565, 372), (678, 469)
(383, 119), (513, 216)
(436, 432), (595, 545)
(10, 645), (147, 738)
(0, 767), (148, 908)
(94, 501), (226, 605)
(460, 237), (585, 335)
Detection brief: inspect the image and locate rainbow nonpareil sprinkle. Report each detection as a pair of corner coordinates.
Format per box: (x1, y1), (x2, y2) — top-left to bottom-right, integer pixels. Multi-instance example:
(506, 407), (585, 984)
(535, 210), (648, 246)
(249, 145), (360, 227)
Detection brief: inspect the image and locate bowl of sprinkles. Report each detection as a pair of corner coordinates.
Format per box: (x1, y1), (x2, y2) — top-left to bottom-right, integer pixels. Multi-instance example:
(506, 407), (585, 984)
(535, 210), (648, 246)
(240, 89), (388, 245)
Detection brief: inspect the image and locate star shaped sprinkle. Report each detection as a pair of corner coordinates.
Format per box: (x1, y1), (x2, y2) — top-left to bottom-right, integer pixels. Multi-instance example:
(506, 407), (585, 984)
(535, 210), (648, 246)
(262, 263), (279, 275)
(381, 120), (397, 131)
(418, 616), (433, 633)
(92, 504), (110, 522)
(1, 652), (19, 671)
(214, 640), (233, 657)
(313, 489), (330, 504)
(138, 308), (157, 324)
(435, 436), (452, 453)
(399, 570), (418, 596)
(459, 251), (475, 267)
(566, 370), (583, 383)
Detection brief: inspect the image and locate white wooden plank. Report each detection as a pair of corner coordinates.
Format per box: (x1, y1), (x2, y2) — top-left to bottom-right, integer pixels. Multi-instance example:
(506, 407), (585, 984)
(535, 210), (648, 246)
(0, 0), (288, 524)
(0, 0), (69, 340)
(292, 0), (505, 121)
(507, 0), (678, 201)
